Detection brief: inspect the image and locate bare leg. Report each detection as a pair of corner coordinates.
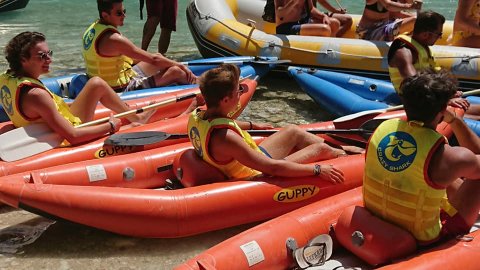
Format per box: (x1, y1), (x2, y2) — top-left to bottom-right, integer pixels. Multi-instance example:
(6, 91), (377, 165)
(331, 13), (353, 37)
(141, 16), (161, 51)
(69, 77), (154, 124)
(447, 179), (480, 227)
(152, 65), (191, 86)
(299, 23), (331, 37)
(259, 125), (346, 162)
(158, 28), (172, 55)
(327, 18), (340, 37)
(398, 17), (417, 35)
(133, 62), (192, 87)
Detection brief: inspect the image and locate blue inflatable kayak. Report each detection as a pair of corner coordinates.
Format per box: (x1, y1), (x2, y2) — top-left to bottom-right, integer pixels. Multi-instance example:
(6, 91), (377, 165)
(289, 67), (389, 117)
(289, 66), (480, 135)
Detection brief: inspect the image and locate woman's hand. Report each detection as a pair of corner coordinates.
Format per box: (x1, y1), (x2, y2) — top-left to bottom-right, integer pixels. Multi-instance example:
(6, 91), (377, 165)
(318, 164), (345, 184)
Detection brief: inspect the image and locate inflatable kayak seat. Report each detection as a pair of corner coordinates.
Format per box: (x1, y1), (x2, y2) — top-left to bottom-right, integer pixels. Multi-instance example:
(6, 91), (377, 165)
(173, 149), (226, 187)
(335, 205), (417, 266)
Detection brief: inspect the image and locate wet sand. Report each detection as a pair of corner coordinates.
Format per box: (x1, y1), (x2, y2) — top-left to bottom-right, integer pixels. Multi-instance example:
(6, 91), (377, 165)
(0, 73), (331, 269)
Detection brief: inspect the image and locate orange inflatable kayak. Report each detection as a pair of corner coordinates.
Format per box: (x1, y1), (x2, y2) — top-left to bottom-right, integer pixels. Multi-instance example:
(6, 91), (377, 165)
(0, 152), (364, 238)
(0, 79), (258, 176)
(177, 113), (469, 270)
(178, 187), (480, 270)
(0, 107), (426, 189)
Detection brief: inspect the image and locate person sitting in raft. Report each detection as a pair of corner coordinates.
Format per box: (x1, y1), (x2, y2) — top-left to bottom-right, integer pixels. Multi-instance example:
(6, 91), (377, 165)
(364, 68), (480, 245)
(316, 0), (353, 37)
(388, 10), (480, 119)
(449, 0), (480, 48)
(82, 0), (196, 93)
(274, 0), (340, 37)
(356, 0), (422, 41)
(187, 64), (364, 183)
(0, 31), (153, 145)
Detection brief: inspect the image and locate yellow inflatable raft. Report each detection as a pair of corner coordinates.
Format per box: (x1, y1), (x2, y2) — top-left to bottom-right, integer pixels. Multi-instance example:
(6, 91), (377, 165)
(187, 0), (480, 88)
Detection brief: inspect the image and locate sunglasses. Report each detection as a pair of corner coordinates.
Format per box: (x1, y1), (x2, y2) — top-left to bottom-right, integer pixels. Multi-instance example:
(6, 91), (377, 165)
(115, 8), (126, 17)
(37, 50), (53, 60)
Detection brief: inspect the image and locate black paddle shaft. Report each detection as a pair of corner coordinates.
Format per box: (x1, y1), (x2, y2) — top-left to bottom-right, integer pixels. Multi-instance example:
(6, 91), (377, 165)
(104, 118), (385, 147)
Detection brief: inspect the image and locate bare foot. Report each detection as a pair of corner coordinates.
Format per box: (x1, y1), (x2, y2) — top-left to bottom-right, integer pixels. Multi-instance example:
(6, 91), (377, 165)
(341, 145), (365, 155)
(125, 101), (157, 124)
(128, 108), (156, 124)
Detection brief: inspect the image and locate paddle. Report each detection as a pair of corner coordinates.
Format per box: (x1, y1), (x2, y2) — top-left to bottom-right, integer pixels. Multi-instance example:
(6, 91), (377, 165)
(0, 92), (199, 162)
(335, 88), (480, 121)
(181, 57), (291, 66)
(104, 118), (385, 147)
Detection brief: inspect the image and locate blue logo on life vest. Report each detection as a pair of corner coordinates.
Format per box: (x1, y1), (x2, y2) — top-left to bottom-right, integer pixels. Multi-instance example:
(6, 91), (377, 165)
(0, 85), (13, 116)
(377, 131), (417, 172)
(83, 28), (96, 50)
(189, 127), (203, 157)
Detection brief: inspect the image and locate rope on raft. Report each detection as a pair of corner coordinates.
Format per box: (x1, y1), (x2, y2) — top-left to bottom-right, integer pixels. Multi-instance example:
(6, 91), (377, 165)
(193, 0), (480, 63)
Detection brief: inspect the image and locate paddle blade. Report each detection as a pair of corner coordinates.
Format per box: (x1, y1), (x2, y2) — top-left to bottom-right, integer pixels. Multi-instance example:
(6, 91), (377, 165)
(0, 124), (63, 162)
(360, 118), (387, 133)
(104, 131), (188, 146)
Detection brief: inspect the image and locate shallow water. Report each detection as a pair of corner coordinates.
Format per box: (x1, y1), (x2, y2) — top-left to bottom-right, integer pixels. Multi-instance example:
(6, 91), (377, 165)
(0, 0), (458, 269)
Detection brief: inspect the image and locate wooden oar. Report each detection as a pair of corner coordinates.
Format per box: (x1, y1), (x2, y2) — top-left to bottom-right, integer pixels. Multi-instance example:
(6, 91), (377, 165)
(104, 119), (385, 147)
(0, 91), (199, 162)
(335, 88), (480, 122)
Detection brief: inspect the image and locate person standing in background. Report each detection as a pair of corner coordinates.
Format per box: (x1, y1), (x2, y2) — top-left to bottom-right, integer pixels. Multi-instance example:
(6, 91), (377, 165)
(141, 0), (178, 54)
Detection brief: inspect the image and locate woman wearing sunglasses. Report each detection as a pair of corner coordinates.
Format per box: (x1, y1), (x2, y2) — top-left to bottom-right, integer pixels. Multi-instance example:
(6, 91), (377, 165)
(82, 0), (196, 94)
(0, 31), (153, 145)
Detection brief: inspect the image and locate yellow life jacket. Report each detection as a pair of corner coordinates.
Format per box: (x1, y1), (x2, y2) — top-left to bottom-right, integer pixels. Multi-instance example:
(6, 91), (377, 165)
(82, 21), (136, 89)
(363, 119), (454, 242)
(0, 72), (81, 128)
(388, 34), (438, 94)
(187, 109), (263, 179)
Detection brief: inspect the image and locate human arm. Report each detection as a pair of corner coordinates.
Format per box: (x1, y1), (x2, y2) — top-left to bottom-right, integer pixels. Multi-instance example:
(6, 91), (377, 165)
(429, 144), (480, 187)
(22, 88), (121, 145)
(209, 128), (345, 183)
(389, 47), (417, 79)
(443, 108), (480, 154)
(236, 120), (274, 130)
(309, 0), (332, 24)
(377, 0), (415, 12)
(447, 98), (470, 111)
